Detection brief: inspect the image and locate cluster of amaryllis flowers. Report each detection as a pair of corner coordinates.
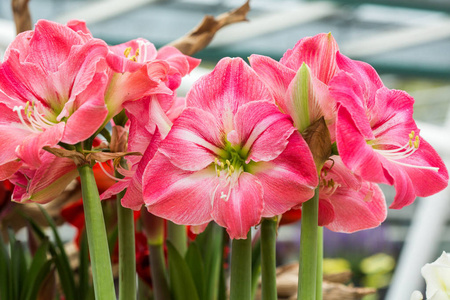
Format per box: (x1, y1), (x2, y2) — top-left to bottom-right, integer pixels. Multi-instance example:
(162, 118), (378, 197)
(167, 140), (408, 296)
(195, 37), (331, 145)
(0, 19), (447, 300)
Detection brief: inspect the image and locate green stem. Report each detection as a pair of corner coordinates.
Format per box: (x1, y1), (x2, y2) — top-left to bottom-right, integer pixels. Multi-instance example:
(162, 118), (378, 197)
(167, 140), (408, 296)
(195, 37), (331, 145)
(116, 188), (136, 300)
(78, 164), (116, 300)
(251, 237), (261, 300)
(316, 226), (323, 300)
(261, 219), (277, 300)
(230, 230), (252, 300)
(167, 221), (187, 256)
(149, 243), (170, 300)
(298, 187), (320, 300)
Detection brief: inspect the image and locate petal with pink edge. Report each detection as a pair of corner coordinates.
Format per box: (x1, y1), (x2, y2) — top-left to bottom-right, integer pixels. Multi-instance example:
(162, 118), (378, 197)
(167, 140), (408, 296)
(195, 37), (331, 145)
(247, 132), (317, 217)
(16, 122), (65, 169)
(248, 54), (296, 108)
(143, 152), (216, 225)
(159, 107), (226, 171)
(12, 152), (78, 203)
(186, 57), (273, 119)
(381, 137), (448, 209)
(156, 46), (201, 76)
(280, 33), (339, 84)
(324, 182), (387, 233)
(211, 172), (263, 239)
(61, 72), (108, 144)
(336, 106), (392, 185)
(234, 100), (295, 163)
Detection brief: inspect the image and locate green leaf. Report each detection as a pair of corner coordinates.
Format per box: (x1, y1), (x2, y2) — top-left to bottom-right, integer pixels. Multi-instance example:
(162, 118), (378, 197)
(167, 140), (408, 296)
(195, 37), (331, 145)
(38, 206), (76, 300)
(185, 242), (205, 300)
(167, 241), (200, 300)
(21, 240), (50, 300)
(25, 260), (53, 300)
(201, 224), (224, 300)
(0, 234), (10, 300)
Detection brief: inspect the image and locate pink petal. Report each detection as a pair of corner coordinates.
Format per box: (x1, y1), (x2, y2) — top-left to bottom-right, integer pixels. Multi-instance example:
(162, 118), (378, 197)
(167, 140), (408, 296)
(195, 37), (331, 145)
(66, 20), (92, 36)
(12, 152), (78, 203)
(143, 152), (216, 225)
(329, 70), (374, 140)
(324, 182), (387, 233)
(61, 72), (108, 144)
(336, 106), (392, 185)
(16, 122), (65, 169)
(280, 33), (339, 84)
(159, 107), (226, 171)
(247, 132), (317, 217)
(234, 100), (295, 163)
(211, 172), (263, 239)
(382, 137), (448, 209)
(156, 46), (201, 76)
(186, 57), (273, 120)
(121, 130), (162, 210)
(0, 160), (22, 181)
(106, 38), (158, 73)
(249, 54), (296, 106)
(26, 20), (84, 72)
(318, 198), (335, 226)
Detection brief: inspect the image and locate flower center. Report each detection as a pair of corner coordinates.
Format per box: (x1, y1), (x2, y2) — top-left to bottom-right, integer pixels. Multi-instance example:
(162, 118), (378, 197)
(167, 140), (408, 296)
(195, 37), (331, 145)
(320, 166), (340, 197)
(210, 146), (246, 205)
(124, 46), (140, 62)
(13, 101), (55, 133)
(371, 131), (439, 171)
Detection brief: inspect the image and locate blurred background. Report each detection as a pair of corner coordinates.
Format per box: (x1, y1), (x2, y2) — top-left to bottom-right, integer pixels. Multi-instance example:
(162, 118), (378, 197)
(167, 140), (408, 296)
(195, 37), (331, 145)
(1, 0), (450, 299)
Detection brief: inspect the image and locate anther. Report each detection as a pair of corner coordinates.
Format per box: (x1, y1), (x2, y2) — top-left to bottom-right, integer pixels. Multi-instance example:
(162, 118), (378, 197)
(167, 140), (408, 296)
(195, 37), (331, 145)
(226, 160), (230, 166)
(414, 136), (419, 148)
(230, 165), (234, 172)
(124, 47), (132, 58)
(409, 131), (415, 140)
(220, 162), (225, 169)
(135, 49), (139, 57)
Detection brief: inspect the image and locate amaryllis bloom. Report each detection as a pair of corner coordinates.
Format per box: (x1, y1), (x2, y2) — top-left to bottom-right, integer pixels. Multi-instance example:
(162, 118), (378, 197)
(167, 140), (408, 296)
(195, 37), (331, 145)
(142, 57), (318, 239)
(0, 20), (109, 178)
(249, 33), (338, 138)
(329, 53), (448, 209)
(317, 156), (386, 233)
(104, 38), (200, 121)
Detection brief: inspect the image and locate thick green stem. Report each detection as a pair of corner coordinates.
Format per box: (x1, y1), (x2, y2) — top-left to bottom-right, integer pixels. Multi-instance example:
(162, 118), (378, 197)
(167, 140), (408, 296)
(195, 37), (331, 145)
(78, 164), (116, 300)
(298, 187), (320, 300)
(167, 221), (187, 256)
(261, 219), (277, 300)
(230, 230), (252, 300)
(251, 237), (261, 300)
(116, 188), (136, 300)
(316, 226), (323, 300)
(141, 212), (169, 300)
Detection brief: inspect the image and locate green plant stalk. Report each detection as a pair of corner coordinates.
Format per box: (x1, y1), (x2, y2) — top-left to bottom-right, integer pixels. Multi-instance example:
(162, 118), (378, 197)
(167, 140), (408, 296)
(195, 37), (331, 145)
(78, 164), (116, 300)
(230, 230), (252, 300)
(298, 187), (320, 300)
(116, 187), (136, 300)
(149, 243), (170, 300)
(316, 226), (323, 300)
(261, 218), (278, 300)
(251, 237), (261, 300)
(167, 221), (187, 256)
(204, 223), (224, 300)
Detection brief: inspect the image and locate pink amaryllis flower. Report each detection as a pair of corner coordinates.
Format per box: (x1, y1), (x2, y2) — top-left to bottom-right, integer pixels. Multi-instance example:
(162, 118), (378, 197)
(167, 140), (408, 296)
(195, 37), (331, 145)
(318, 156), (386, 232)
(142, 57), (318, 239)
(330, 53), (448, 209)
(104, 38), (200, 121)
(249, 33), (339, 138)
(0, 20), (109, 178)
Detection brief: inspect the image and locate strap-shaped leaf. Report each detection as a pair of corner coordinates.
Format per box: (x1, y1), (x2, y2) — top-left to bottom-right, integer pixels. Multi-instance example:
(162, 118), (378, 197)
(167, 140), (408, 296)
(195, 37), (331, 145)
(167, 241), (200, 300)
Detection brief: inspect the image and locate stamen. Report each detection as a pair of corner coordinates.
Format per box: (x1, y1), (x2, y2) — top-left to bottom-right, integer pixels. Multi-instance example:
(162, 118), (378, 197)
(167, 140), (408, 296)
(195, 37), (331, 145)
(124, 47), (132, 58)
(97, 161), (128, 182)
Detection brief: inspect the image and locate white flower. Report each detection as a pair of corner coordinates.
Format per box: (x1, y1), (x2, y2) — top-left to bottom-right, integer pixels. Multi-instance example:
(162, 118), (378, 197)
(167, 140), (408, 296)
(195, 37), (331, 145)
(411, 252), (450, 300)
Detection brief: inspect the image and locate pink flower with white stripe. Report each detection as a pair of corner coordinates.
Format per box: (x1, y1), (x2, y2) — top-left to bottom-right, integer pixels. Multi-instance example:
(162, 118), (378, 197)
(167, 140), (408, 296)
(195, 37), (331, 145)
(330, 53), (448, 209)
(142, 58), (318, 239)
(0, 20), (109, 178)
